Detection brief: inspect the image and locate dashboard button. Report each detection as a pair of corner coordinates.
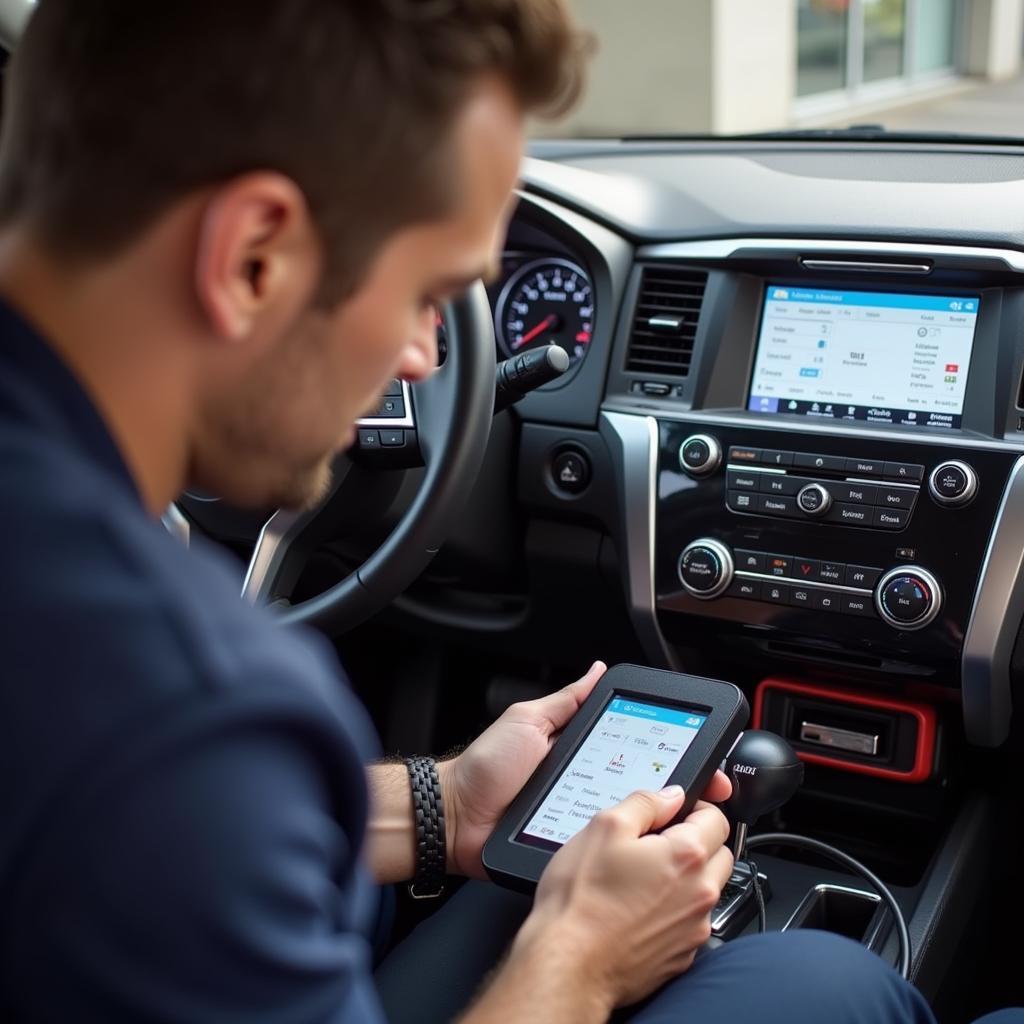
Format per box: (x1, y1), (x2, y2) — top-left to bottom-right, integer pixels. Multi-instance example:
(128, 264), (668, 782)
(789, 586), (815, 608)
(552, 450), (590, 494)
(825, 503), (872, 526)
(883, 461), (925, 483)
(791, 557), (820, 581)
(369, 395), (406, 419)
(729, 446), (761, 464)
(874, 507), (910, 530)
(831, 482), (876, 505)
(876, 567), (941, 629)
(765, 554), (792, 577)
(840, 593), (876, 617)
(757, 494), (798, 517)
(735, 550), (765, 573)
(679, 434), (723, 477)
(728, 578), (761, 600)
(763, 582), (792, 605)
(794, 453), (846, 473)
(874, 486), (916, 510)
(845, 458), (884, 476)
(678, 539), (734, 599)
(727, 470), (759, 491)
(817, 561), (845, 584)
(796, 483), (832, 516)
(928, 460), (978, 507)
(810, 588), (842, 612)
(728, 490), (756, 511)
(761, 449), (794, 467)
(383, 379), (403, 397)
(759, 474), (801, 496)
(846, 565), (882, 589)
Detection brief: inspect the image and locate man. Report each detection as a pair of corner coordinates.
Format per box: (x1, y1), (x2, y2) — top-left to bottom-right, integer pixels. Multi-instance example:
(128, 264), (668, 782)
(0, 2), (939, 1021)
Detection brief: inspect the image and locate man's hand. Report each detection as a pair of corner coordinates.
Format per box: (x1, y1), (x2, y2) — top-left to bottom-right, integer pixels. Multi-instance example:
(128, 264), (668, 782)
(461, 787), (734, 1023)
(439, 661), (608, 878)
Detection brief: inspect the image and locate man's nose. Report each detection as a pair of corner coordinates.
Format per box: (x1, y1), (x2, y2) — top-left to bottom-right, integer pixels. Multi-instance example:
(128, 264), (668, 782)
(396, 309), (439, 382)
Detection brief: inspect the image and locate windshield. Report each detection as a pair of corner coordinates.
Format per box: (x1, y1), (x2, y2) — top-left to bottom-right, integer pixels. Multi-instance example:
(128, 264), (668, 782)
(534, 0), (1024, 140)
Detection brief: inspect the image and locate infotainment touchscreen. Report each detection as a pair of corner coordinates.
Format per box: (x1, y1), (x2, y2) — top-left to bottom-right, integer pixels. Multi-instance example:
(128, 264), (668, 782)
(516, 697), (708, 852)
(748, 285), (980, 429)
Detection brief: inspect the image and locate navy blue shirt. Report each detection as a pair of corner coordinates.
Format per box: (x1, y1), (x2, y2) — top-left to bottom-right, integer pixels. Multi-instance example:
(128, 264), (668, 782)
(0, 300), (387, 1021)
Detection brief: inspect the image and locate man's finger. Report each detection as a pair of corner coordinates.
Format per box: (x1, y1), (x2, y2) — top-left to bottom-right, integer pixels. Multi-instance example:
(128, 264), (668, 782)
(659, 802), (731, 861)
(702, 769), (732, 804)
(597, 786), (685, 838)
(514, 661), (607, 737)
(707, 845), (735, 891)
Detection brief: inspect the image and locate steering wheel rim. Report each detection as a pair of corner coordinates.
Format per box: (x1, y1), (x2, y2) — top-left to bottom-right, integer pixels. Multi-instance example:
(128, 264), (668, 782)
(240, 281), (496, 634)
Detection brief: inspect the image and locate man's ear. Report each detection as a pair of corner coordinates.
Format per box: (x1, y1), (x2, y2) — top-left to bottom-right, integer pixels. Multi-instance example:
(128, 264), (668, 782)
(193, 172), (319, 342)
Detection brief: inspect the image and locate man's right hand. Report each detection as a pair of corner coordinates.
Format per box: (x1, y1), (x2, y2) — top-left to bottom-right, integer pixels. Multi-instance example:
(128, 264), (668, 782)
(518, 785), (732, 1010)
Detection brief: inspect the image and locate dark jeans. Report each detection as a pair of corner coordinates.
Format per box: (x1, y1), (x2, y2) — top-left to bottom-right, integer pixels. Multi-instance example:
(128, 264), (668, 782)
(374, 880), (994, 1024)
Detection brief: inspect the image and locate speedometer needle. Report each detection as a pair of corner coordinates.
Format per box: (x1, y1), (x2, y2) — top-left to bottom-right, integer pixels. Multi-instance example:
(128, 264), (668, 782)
(513, 313), (558, 350)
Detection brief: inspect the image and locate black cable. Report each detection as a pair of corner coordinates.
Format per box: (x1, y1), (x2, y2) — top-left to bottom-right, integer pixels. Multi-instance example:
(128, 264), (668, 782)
(746, 857), (767, 934)
(746, 832), (911, 981)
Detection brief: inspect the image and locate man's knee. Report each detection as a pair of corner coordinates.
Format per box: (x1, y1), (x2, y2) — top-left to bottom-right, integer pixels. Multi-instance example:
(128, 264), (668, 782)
(633, 930), (934, 1024)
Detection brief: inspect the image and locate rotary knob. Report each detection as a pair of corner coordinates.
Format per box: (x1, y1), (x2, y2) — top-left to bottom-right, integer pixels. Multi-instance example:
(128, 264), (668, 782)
(875, 566), (943, 631)
(678, 538), (734, 599)
(678, 434), (722, 477)
(928, 460), (977, 508)
(796, 482), (833, 517)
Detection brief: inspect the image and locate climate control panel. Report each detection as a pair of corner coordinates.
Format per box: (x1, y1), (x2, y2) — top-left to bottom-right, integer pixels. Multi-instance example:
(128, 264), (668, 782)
(655, 420), (1019, 685)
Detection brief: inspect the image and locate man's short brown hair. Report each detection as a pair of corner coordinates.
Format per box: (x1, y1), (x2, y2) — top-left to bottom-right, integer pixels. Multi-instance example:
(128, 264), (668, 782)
(0, 0), (588, 302)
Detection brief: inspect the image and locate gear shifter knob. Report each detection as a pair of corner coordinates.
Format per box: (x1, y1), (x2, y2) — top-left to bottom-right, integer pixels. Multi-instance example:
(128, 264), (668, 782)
(723, 730), (803, 858)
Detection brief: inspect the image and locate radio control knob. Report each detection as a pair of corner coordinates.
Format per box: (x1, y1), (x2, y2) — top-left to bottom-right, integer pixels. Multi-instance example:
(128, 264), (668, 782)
(796, 482), (832, 517)
(678, 538), (734, 599)
(875, 566), (942, 630)
(678, 434), (722, 477)
(928, 460), (977, 508)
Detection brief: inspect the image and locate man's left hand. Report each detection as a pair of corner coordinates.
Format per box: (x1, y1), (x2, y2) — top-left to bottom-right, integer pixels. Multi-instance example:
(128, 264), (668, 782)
(438, 661), (607, 879)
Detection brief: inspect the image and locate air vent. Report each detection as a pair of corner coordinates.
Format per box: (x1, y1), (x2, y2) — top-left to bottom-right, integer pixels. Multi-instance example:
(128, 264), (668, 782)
(625, 266), (707, 377)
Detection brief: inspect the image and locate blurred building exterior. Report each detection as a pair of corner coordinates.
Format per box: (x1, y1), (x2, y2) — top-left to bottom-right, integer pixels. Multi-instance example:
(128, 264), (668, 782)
(537, 0), (1024, 136)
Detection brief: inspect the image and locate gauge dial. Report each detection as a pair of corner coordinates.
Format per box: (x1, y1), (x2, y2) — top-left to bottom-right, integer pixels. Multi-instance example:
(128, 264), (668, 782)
(495, 257), (594, 367)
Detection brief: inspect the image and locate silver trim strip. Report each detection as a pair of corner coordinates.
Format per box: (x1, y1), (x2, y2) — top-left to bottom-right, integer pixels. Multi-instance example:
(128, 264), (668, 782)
(799, 259), (932, 274)
(638, 237), (1024, 273)
(162, 504), (190, 548)
(735, 571), (871, 596)
(961, 456), (1024, 746)
(356, 380), (415, 429)
(599, 411), (678, 669)
(602, 404), (1024, 454)
(241, 508), (303, 604)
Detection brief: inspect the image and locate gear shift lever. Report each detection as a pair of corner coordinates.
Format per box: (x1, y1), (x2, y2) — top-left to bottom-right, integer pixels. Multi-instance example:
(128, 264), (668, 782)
(724, 730), (804, 859)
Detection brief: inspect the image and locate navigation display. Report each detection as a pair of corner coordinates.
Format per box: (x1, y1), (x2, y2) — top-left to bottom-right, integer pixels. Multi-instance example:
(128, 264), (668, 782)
(517, 697), (707, 852)
(748, 285), (979, 429)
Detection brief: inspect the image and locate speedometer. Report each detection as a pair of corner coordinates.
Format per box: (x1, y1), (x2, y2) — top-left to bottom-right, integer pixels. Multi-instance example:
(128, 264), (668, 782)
(494, 257), (594, 367)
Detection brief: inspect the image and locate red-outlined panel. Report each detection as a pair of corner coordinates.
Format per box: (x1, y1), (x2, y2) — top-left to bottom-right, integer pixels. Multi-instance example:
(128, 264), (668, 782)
(753, 679), (937, 783)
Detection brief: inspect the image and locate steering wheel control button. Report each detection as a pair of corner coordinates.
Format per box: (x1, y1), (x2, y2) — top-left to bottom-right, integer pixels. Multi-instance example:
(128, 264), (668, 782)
(929, 460), (978, 507)
(678, 539), (734, 599)
(884, 461), (925, 483)
(678, 434), (722, 477)
(380, 430), (406, 447)
(551, 450), (590, 495)
(358, 429), (381, 449)
(875, 567), (942, 630)
(383, 379), (403, 397)
(796, 482), (832, 516)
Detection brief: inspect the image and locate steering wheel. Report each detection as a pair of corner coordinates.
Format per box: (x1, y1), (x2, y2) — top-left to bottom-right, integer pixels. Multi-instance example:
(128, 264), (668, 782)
(238, 282), (496, 634)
